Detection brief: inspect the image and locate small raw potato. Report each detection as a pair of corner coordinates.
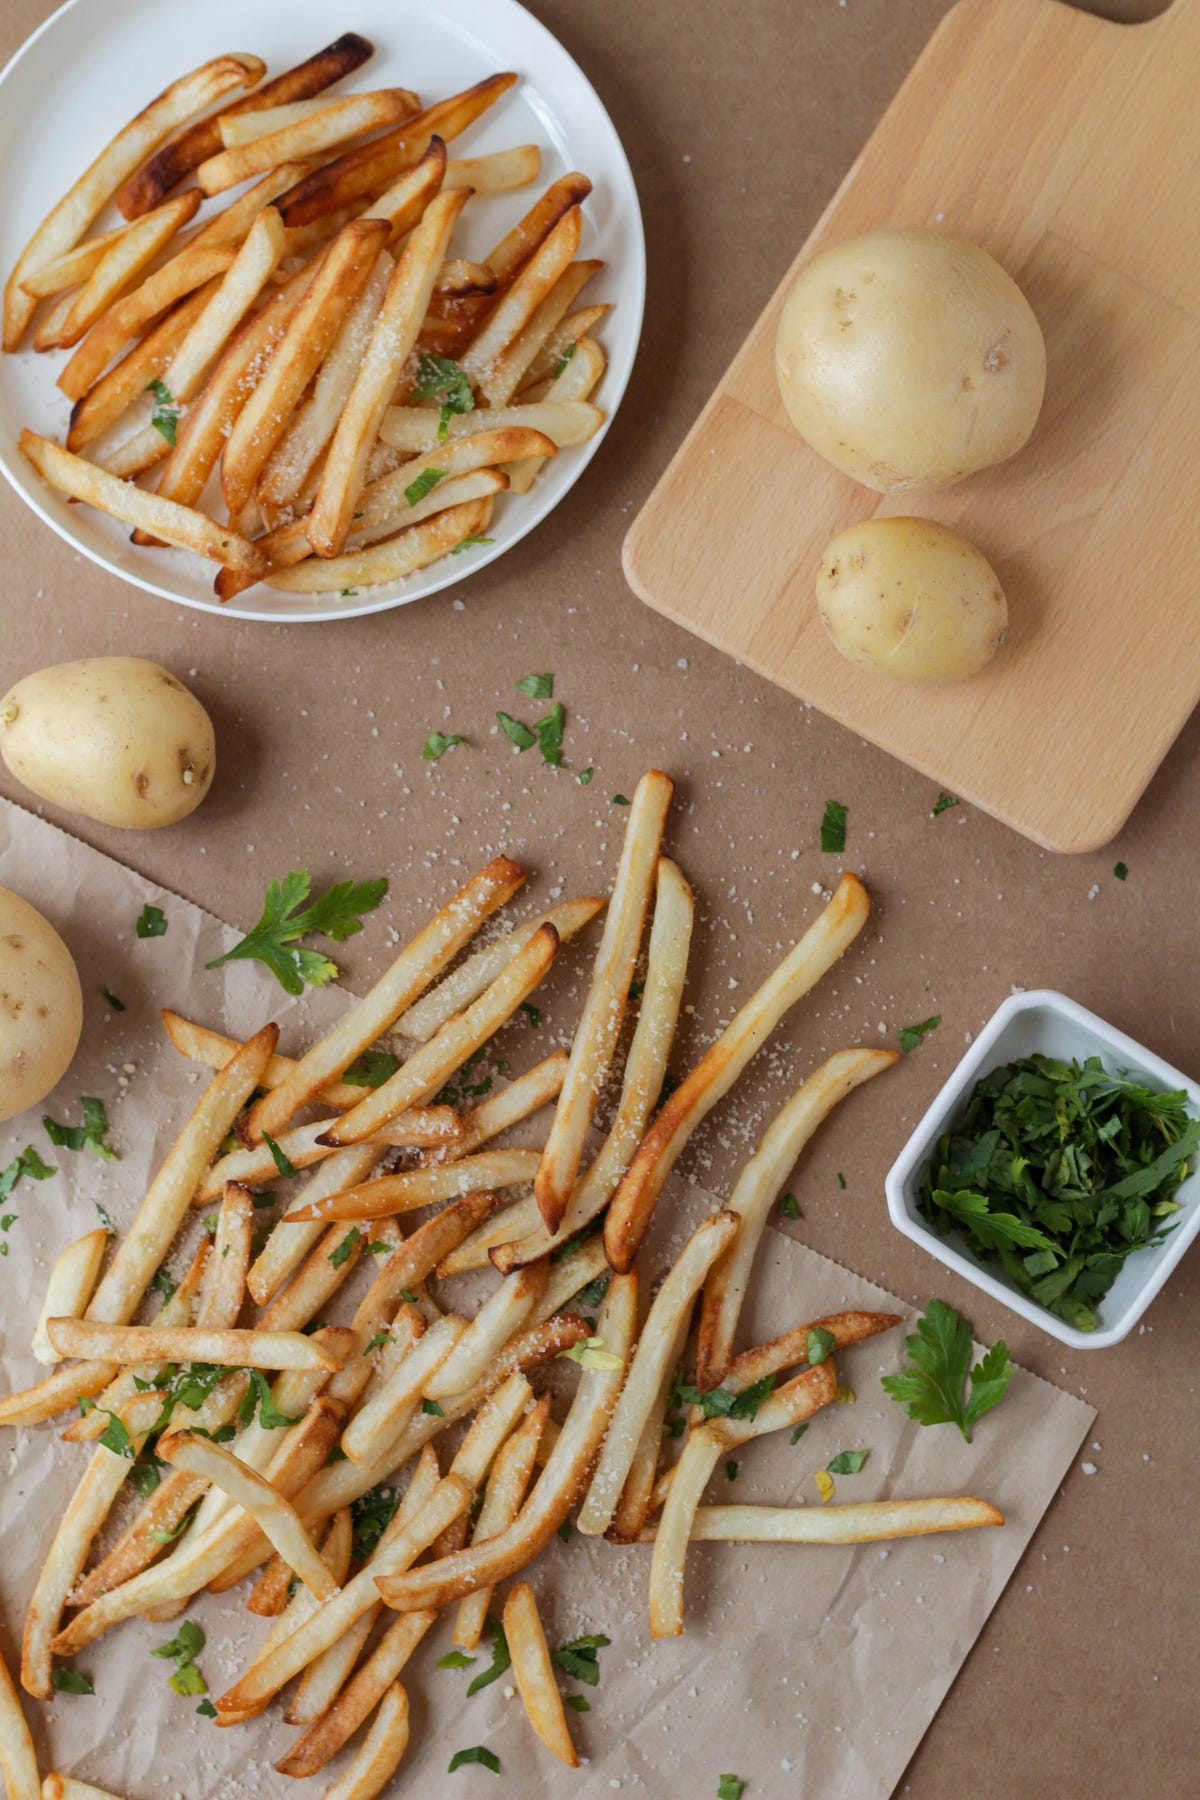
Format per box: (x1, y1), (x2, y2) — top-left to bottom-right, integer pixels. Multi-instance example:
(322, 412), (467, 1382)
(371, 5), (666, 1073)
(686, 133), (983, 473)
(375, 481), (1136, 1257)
(775, 227), (1045, 492)
(0, 886), (82, 1123)
(816, 517), (1008, 683)
(0, 657), (215, 828)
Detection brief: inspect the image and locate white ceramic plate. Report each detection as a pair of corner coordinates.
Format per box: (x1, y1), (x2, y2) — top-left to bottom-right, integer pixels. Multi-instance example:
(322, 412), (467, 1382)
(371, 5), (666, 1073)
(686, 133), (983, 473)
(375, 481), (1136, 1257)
(0, 0), (644, 622)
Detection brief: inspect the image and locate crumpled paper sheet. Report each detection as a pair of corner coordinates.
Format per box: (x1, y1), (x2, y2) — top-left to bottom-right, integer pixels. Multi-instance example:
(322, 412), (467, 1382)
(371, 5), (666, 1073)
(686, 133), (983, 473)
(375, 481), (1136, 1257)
(0, 799), (1095, 1798)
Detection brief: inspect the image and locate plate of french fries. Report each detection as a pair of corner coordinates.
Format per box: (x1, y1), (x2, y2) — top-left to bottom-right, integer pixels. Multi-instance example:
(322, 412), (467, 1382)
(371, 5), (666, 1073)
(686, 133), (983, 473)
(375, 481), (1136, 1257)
(0, 772), (1007, 1797)
(0, 0), (644, 622)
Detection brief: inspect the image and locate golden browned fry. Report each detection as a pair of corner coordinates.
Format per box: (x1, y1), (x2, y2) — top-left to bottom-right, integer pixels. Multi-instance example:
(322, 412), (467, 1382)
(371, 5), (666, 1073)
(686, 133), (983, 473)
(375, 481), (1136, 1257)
(453, 1395), (548, 1649)
(380, 397), (602, 454)
(578, 1212), (737, 1538)
(0, 1362), (117, 1429)
(19, 218), (141, 300)
(306, 187), (470, 557)
(349, 1190), (510, 1342)
(249, 1149), (385, 1309)
(484, 172), (594, 291)
(723, 1310), (903, 1395)
(3, 54), (263, 348)
(520, 304), (611, 391)
(375, 1274), (636, 1611)
(428, 1053), (567, 1166)
(277, 74), (517, 228)
(117, 35), (375, 217)
(696, 1049), (900, 1390)
(197, 89), (419, 197)
(289, 1148), (543, 1224)
(402, 898), (602, 1043)
(31, 1229), (109, 1364)
(479, 257), (600, 407)
(18, 431), (263, 577)
(339, 1310), (453, 1466)
(47, 1321), (339, 1372)
(248, 857), (525, 1144)
(445, 145), (541, 195)
(536, 770), (674, 1230)
(262, 489), (501, 591)
(606, 874), (872, 1271)
(65, 283), (216, 452)
(425, 1265), (548, 1401)
(57, 241), (239, 401)
(56, 191), (201, 349)
(505, 333), (607, 496)
(318, 927), (557, 1149)
(319, 1681), (409, 1800)
(435, 258), (497, 297)
(505, 1581), (579, 1767)
(0, 1640), (38, 1800)
(192, 1182), (253, 1328)
(194, 1107), (453, 1203)
(221, 217), (390, 515)
(21, 1390), (164, 1696)
(460, 207), (582, 403)
(276, 1612), (433, 1778)
(648, 1362), (837, 1638)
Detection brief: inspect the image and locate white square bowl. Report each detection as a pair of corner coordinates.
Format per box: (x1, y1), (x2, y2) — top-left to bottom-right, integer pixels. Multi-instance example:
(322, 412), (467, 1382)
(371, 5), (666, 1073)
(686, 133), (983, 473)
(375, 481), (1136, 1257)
(884, 989), (1200, 1349)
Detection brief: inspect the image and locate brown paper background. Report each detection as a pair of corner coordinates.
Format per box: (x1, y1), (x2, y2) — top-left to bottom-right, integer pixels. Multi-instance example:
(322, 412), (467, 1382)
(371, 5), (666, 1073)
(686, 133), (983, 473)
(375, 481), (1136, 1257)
(1, 2), (1196, 1795)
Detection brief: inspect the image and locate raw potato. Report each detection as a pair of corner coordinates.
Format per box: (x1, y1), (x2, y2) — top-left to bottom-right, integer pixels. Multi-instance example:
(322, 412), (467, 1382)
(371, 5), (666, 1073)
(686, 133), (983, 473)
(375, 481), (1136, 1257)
(775, 228), (1046, 493)
(816, 517), (1007, 683)
(0, 657), (215, 829)
(0, 886), (82, 1123)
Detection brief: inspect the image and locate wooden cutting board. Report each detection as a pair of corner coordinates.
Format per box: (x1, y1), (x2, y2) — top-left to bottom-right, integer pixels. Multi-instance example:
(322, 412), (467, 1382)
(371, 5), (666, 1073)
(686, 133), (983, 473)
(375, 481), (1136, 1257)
(624, 0), (1200, 853)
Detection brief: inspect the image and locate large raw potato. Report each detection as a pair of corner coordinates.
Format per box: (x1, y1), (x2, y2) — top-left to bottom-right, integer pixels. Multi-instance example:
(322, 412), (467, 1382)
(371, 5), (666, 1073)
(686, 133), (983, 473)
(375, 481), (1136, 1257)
(0, 886), (82, 1123)
(0, 657), (215, 829)
(816, 517), (1008, 683)
(775, 228), (1046, 493)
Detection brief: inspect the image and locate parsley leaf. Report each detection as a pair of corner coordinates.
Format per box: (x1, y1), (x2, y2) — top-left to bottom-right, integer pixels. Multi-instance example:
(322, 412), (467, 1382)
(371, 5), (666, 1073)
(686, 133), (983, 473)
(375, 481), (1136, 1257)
(551, 1632), (610, 1686)
(899, 1015), (941, 1052)
(466, 1617), (510, 1695)
(612, 793), (630, 806)
(519, 1001), (542, 1028)
(1114, 861), (1128, 880)
(449, 1747), (500, 1775)
(718, 1778), (747, 1800)
(453, 535), (494, 553)
(497, 711), (536, 750)
(149, 1264), (176, 1302)
(205, 870), (387, 996)
(405, 467), (445, 506)
(882, 1299), (1012, 1442)
(780, 1192), (800, 1220)
(101, 985), (125, 1011)
(350, 1484), (399, 1561)
(676, 1374), (774, 1422)
(789, 1422), (809, 1445)
(820, 799), (847, 853)
(136, 903), (167, 938)
(554, 340), (578, 378)
(151, 1620), (204, 1663)
(421, 1396), (445, 1416)
(572, 1272), (610, 1309)
(931, 793), (959, 817)
(565, 1693), (590, 1711)
(52, 1666), (94, 1694)
(725, 1458), (739, 1481)
(806, 1327), (836, 1366)
(534, 700), (565, 766)
(836, 1172), (847, 1190)
(826, 1448), (870, 1475)
(516, 673), (554, 699)
(0, 1144), (56, 1202)
(343, 1048), (400, 1089)
(145, 378), (179, 446)
(577, 767), (593, 786)
(239, 1369), (301, 1432)
(423, 730), (464, 762)
(330, 1227), (362, 1270)
(262, 1131), (298, 1179)
(558, 1335), (624, 1372)
(44, 1097), (117, 1160)
(413, 352), (474, 417)
(438, 1650), (476, 1669)
(197, 1698), (218, 1718)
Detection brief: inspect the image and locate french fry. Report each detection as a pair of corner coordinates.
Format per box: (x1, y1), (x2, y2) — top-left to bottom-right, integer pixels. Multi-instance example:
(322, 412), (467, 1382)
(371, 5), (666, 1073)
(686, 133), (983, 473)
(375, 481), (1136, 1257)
(536, 770), (673, 1230)
(506, 333), (607, 495)
(4, 54), (263, 349)
(284, 1605), (374, 1725)
(526, 1239), (611, 1325)
(198, 90), (419, 197)
(453, 1396), (548, 1649)
(195, 1106), (453, 1201)
(248, 857), (524, 1143)
(495, 856), (692, 1270)
(87, 1023), (276, 1325)
(221, 217), (389, 515)
(319, 924), (560, 1147)
(289, 1148), (543, 1224)
(662, 1496), (1006, 1543)
(426, 1264), (548, 1400)
(248, 1147), (384, 1307)
(157, 1430), (337, 1599)
(520, 305), (610, 391)
(578, 1211), (737, 1537)
(606, 874), (872, 1271)
(320, 1682), (409, 1800)
(445, 145), (541, 195)
(340, 1312), (465, 1465)
(94, 206), (289, 473)
(460, 207), (582, 403)
(57, 242), (240, 402)
(428, 1052), (567, 1164)
(375, 1273), (636, 1611)
(47, 1321), (339, 1372)
(31, 1229), (108, 1364)
(435, 258), (497, 297)
(65, 283), (217, 452)
(350, 1190), (510, 1342)
(219, 96), (365, 149)
(481, 258), (600, 407)
(401, 897), (602, 1042)
(435, 1192), (542, 1277)
(249, 1502), (352, 1619)
(41, 1780), (126, 1800)
(0, 1361), (117, 1428)
(56, 191), (201, 349)
(307, 187), (471, 557)
(380, 396), (602, 454)
(648, 1362), (837, 1638)
(255, 248), (392, 526)
(20, 218), (142, 299)
(505, 1581), (578, 1767)
(0, 1641), (38, 1800)
(192, 1181), (253, 1328)
(277, 74), (517, 228)
(276, 1611), (434, 1778)
(485, 172), (594, 291)
(21, 1391), (163, 1696)
(723, 1310), (903, 1395)
(696, 1049), (899, 1391)
(18, 432), (264, 577)
(261, 483), (501, 589)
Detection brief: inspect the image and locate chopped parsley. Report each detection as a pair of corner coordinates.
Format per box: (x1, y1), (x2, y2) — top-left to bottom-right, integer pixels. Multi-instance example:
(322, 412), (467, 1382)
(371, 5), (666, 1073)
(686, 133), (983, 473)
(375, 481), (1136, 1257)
(0, 1146), (55, 1219)
(149, 1264), (176, 1302)
(466, 1616), (510, 1694)
(448, 1747), (500, 1775)
(519, 1001), (542, 1028)
(673, 1374), (774, 1422)
(825, 1448), (870, 1475)
(534, 700), (565, 766)
(238, 1369), (301, 1432)
(421, 1396), (445, 1416)
(405, 467), (446, 507)
(52, 1666), (94, 1695)
(329, 1227), (362, 1270)
(340, 587), (359, 598)
(725, 1458), (739, 1481)
(565, 1693), (590, 1711)
(145, 378), (179, 446)
(516, 673), (554, 699)
(95, 1201), (115, 1234)
(453, 535), (494, 553)
(205, 869), (387, 996)
(931, 793), (959, 817)
(554, 340), (577, 378)
(558, 1335), (624, 1371)
(612, 793), (630, 806)
(551, 1632), (609, 1687)
(150, 1619), (208, 1700)
(820, 799), (847, 854)
(343, 1049), (400, 1088)
(898, 1015), (941, 1053)
(779, 1192), (799, 1220)
(44, 1097), (117, 1161)
(423, 730), (464, 762)
(572, 1272), (610, 1309)
(557, 1518), (574, 1543)
(836, 1172), (847, 1190)
(789, 1422), (809, 1446)
(350, 1484), (400, 1561)
(438, 1649), (476, 1669)
(882, 1300), (1012, 1443)
(1114, 861), (1128, 881)
(496, 711), (536, 750)
(577, 767), (593, 786)
(718, 1778), (746, 1800)
(806, 1327), (836, 1366)
(136, 903), (167, 939)
(100, 985), (125, 1011)
(262, 1131), (298, 1179)
(413, 352), (474, 418)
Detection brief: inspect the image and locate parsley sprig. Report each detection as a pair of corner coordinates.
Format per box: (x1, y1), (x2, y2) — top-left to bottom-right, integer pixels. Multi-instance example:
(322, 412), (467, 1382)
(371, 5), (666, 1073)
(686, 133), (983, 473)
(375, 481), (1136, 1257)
(205, 869), (387, 996)
(44, 1096), (117, 1160)
(882, 1299), (1012, 1442)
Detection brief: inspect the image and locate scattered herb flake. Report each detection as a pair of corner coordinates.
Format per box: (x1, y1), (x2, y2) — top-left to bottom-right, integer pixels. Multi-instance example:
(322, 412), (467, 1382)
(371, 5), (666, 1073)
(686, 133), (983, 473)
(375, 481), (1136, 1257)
(826, 1448), (870, 1475)
(780, 1192), (800, 1220)
(136, 903), (168, 939)
(882, 1299), (1012, 1442)
(101, 985), (125, 1011)
(577, 767), (593, 786)
(145, 378), (179, 446)
(421, 1397), (445, 1416)
(497, 711), (536, 750)
(448, 1747), (500, 1775)
(565, 1693), (590, 1711)
(205, 870), (386, 996)
(343, 1048), (400, 1089)
(52, 1666), (94, 1695)
(718, 1778), (747, 1800)
(725, 1459), (739, 1481)
(466, 1617), (510, 1695)
(899, 1015), (941, 1053)
(413, 352), (474, 416)
(806, 1327), (836, 1366)
(820, 799), (847, 853)
(554, 340), (578, 378)
(789, 1422), (809, 1446)
(1114, 861), (1128, 880)
(330, 1227), (362, 1270)
(453, 535), (494, 554)
(350, 1485), (400, 1561)
(95, 1201), (115, 1234)
(519, 1001), (542, 1028)
(405, 467), (445, 507)
(612, 793), (630, 806)
(260, 1131), (298, 1179)
(423, 730), (465, 762)
(239, 1369), (301, 1432)
(196, 1698), (218, 1718)
(931, 793), (959, 817)
(44, 1097), (117, 1160)
(836, 1172), (847, 1190)
(438, 1650), (476, 1669)
(534, 700), (565, 766)
(551, 1632), (610, 1687)
(516, 673), (554, 699)
(557, 1518), (573, 1543)
(558, 1335), (624, 1372)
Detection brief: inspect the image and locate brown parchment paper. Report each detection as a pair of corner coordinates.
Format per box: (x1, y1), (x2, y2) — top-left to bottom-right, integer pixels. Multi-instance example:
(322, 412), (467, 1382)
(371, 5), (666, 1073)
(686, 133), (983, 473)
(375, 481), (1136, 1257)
(0, 801), (1093, 1798)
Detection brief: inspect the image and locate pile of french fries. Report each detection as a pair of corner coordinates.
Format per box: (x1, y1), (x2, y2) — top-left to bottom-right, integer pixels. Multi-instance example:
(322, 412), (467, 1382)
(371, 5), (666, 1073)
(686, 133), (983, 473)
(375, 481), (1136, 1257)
(4, 37), (612, 601)
(0, 770), (1002, 1799)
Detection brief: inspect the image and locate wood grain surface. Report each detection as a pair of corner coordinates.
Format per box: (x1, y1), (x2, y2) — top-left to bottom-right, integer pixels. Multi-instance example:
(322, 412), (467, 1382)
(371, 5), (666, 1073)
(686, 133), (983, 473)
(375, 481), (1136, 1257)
(0, 3), (1194, 1796)
(626, 0), (1200, 852)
